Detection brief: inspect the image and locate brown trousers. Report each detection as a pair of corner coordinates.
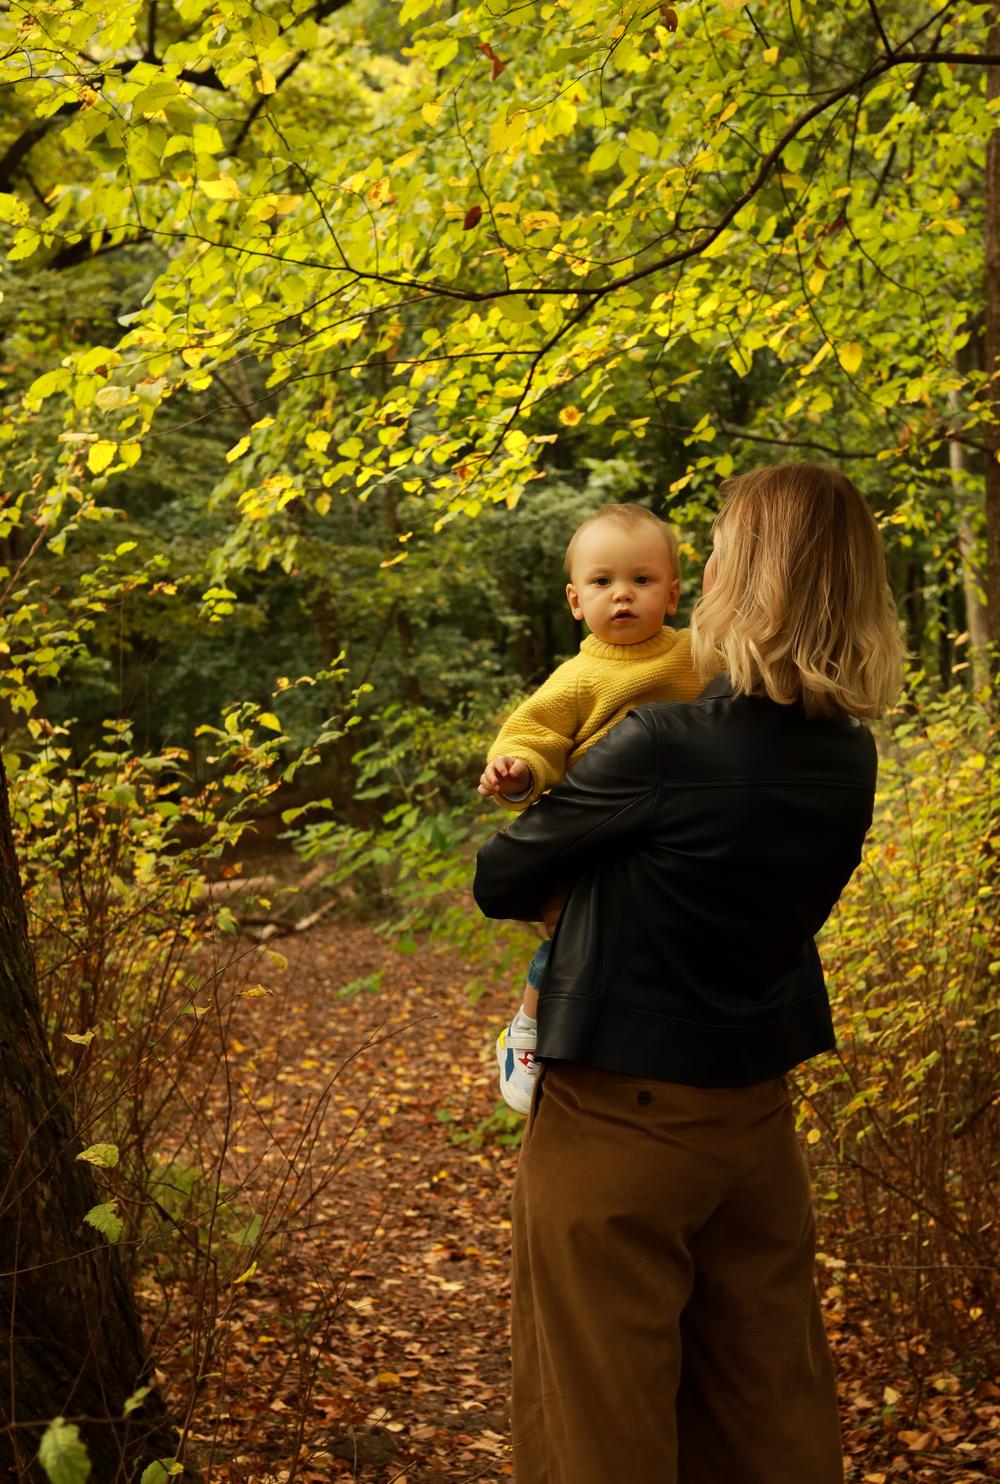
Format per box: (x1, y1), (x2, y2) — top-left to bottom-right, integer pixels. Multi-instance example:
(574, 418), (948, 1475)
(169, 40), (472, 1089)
(510, 1062), (843, 1484)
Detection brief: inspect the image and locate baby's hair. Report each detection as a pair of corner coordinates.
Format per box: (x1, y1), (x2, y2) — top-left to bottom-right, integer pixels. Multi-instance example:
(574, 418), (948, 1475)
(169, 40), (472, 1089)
(564, 503), (680, 577)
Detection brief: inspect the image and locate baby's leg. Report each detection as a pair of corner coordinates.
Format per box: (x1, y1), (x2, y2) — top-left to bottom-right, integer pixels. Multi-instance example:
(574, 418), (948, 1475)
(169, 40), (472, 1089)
(521, 938), (550, 1020)
(496, 941), (549, 1116)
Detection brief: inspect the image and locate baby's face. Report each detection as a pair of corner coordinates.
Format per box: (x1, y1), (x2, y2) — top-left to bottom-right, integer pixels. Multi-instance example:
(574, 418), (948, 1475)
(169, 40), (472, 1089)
(565, 519), (680, 646)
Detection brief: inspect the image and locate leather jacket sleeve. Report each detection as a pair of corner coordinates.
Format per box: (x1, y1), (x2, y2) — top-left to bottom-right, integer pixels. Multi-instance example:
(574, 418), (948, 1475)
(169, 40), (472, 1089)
(473, 711), (658, 922)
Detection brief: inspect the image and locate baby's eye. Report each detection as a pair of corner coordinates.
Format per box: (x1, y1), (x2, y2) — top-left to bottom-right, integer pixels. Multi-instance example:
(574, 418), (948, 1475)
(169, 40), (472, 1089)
(592, 576), (610, 586)
(634, 574), (651, 585)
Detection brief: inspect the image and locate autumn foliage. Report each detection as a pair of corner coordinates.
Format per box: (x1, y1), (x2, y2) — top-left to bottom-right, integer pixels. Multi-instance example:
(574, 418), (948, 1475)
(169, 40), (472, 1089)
(0, 0), (998, 1478)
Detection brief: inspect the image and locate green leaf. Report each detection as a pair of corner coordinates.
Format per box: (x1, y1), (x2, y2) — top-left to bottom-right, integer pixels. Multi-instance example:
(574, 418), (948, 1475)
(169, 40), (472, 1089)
(123, 1386), (152, 1417)
(27, 369), (72, 403)
(500, 297), (534, 325)
(76, 1143), (119, 1168)
(8, 227), (40, 262)
(588, 138), (621, 173)
(94, 385), (129, 412)
(83, 1201), (123, 1243)
(140, 1463), (183, 1484)
(38, 1418), (90, 1484)
(0, 192), (29, 225)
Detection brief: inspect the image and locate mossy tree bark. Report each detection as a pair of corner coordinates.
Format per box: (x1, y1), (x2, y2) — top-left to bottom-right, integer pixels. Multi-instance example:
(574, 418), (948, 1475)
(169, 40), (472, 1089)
(0, 760), (176, 1479)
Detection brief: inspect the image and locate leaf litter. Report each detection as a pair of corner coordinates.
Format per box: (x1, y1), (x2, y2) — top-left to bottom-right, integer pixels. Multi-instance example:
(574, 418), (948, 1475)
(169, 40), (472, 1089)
(151, 920), (997, 1483)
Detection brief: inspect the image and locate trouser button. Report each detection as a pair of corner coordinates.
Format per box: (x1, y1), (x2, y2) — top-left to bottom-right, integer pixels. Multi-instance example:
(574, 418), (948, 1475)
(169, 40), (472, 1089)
(637, 1090), (652, 1106)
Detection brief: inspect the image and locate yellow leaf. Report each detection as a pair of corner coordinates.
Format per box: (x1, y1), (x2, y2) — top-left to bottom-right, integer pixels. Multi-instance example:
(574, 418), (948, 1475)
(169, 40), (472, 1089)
(489, 108), (528, 154)
(233, 1261), (257, 1285)
(521, 210), (560, 233)
(87, 441), (117, 474)
(808, 269), (826, 296)
(503, 428), (528, 456)
(421, 100), (442, 127)
(258, 712), (282, 732)
(806, 1127), (821, 1144)
(837, 342), (863, 374)
(255, 68), (276, 95)
(202, 175), (241, 201)
(379, 552), (407, 569)
(77, 1142), (119, 1167)
(227, 435), (251, 463)
(941, 219), (965, 236)
(763, 45), (780, 62)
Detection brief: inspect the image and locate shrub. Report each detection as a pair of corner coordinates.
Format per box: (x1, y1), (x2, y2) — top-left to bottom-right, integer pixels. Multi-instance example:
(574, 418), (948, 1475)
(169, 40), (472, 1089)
(799, 681), (997, 1372)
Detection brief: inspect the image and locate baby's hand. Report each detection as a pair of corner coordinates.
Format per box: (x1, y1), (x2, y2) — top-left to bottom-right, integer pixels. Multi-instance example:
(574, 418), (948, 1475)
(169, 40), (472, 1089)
(478, 756), (532, 798)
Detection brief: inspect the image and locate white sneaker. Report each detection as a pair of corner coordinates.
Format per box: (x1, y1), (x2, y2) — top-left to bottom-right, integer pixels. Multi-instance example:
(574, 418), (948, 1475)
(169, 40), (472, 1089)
(496, 1010), (539, 1116)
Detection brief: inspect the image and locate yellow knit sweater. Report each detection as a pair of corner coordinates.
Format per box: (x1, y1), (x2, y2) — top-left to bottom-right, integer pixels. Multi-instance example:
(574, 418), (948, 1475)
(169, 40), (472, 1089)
(487, 627), (706, 810)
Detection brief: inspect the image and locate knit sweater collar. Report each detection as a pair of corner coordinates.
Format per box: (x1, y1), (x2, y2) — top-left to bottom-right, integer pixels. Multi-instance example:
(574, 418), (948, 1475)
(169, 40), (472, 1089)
(580, 627), (678, 662)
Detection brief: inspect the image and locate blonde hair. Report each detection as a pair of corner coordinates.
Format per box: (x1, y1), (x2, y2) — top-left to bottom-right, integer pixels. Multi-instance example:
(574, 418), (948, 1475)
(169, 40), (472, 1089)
(690, 463), (906, 719)
(564, 503), (679, 578)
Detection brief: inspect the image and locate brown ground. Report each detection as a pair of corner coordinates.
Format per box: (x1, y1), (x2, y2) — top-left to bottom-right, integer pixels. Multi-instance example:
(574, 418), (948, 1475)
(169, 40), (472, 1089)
(155, 919), (998, 1484)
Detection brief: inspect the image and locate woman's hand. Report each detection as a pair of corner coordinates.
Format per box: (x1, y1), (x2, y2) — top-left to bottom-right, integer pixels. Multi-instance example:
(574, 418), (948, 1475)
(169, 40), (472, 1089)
(478, 756), (532, 798)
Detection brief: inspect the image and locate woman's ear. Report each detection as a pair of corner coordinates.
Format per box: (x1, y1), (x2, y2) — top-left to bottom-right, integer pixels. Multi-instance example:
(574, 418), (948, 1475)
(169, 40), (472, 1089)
(565, 582), (584, 620)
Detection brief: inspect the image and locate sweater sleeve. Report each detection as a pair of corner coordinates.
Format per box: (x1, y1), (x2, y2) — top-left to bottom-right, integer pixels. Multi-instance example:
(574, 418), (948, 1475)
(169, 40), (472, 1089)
(486, 660), (584, 810)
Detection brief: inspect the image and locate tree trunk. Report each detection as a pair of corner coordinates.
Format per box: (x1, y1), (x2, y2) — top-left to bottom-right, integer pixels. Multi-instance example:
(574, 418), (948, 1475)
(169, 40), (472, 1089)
(984, 5), (1000, 647)
(0, 760), (176, 1479)
(948, 388), (991, 686)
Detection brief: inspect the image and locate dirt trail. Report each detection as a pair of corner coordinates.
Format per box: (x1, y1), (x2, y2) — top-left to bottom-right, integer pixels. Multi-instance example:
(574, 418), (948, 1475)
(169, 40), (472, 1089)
(167, 918), (995, 1484)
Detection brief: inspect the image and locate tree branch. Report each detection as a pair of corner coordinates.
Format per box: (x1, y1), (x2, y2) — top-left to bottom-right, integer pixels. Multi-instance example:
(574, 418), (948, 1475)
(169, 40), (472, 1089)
(866, 0), (894, 55)
(0, 120), (54, 193)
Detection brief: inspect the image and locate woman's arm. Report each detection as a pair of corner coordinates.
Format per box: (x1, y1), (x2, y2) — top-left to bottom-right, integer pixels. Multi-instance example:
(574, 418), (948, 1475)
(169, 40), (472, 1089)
(473, 710), (659, 921)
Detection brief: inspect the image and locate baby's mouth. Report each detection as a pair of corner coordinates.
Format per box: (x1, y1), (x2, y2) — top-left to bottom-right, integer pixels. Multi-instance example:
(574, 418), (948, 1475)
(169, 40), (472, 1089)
(613, 611), (635, 621)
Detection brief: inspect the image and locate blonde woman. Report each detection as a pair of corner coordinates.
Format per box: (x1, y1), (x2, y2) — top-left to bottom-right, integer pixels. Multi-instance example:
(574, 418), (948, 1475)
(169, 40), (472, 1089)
(474, 464), (905, 1484)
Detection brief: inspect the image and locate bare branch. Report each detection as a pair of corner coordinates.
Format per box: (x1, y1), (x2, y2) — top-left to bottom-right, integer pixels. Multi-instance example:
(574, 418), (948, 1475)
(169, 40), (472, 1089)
(866, 0), (894, 55)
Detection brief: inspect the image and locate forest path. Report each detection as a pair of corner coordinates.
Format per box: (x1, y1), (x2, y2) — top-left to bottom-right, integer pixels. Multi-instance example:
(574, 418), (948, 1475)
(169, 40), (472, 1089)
(179, 918), (996, 1484)
(179, 915), (519, 1484)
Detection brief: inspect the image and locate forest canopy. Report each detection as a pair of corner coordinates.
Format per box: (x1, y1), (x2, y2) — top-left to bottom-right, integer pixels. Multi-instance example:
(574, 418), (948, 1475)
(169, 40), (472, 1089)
(1, 0), (997, 771)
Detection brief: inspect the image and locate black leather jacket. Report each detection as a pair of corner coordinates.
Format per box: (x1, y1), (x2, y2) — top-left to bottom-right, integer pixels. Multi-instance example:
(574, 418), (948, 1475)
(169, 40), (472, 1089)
(473, 677), (877, 1087)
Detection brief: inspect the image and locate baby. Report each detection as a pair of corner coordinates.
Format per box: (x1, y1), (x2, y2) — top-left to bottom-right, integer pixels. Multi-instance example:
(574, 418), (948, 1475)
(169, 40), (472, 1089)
(478, 502), (707, 1113)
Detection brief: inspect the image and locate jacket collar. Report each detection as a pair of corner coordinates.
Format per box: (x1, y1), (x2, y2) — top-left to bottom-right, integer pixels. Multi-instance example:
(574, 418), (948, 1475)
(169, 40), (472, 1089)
(698, 674), (734, 701)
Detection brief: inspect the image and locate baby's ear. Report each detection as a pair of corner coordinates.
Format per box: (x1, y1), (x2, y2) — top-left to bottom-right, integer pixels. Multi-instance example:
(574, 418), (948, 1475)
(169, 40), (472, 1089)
(664, 577), (681, 616)
(565, 581), (583, 620)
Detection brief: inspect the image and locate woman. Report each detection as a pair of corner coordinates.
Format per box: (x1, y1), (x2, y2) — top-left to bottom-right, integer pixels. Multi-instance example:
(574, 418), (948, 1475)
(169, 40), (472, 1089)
(473, 464), (906, 1484)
